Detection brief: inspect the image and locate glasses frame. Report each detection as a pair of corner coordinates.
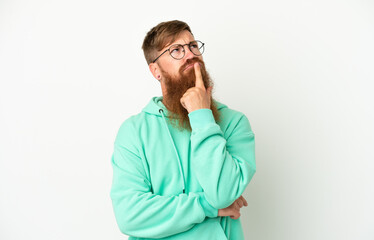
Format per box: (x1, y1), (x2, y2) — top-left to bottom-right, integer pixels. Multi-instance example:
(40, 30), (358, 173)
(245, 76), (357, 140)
(152, 40), (205, 63)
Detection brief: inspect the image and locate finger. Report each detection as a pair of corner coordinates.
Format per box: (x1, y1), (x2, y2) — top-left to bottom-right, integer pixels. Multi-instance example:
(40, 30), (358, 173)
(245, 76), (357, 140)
(230, 211), (241, 220)
(240, 196), (248, 207)
(194, 62), (205, 90)
(180, 98), (186, 109)
(207, 86), (213, 96)
(236, 199), (244, 208)
(234, 201), (241, 210)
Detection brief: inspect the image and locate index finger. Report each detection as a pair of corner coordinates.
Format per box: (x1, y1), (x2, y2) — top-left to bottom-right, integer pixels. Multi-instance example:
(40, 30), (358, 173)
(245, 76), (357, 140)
(240, 195), (248, 206)
(194, 62), (205, 90)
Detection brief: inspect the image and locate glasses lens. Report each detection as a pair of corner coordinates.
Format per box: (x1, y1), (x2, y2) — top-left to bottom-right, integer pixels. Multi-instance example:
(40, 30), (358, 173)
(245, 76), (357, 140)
(170, 45), (185, 60)
(190, 41), (204, 56)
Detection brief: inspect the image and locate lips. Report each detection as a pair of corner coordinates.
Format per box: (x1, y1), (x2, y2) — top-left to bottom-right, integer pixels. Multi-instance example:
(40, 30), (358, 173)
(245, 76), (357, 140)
(184, 64), (195, 71)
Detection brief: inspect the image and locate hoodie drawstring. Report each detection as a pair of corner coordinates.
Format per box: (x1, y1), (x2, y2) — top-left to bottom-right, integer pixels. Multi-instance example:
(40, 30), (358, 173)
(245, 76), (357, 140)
(159, 109), (186, 194)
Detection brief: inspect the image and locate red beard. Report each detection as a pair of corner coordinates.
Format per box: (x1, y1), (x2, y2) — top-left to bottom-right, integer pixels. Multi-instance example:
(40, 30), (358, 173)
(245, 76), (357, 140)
(161, 57), (221, 131)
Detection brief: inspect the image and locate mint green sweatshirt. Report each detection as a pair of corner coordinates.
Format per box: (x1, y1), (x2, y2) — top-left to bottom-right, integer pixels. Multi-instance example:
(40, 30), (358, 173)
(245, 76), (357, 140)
(110, 96), (256, 239)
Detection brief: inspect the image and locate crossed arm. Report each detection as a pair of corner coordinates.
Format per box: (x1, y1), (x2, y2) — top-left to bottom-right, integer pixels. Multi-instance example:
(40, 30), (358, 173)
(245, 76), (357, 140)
(110, 110), (256, 238)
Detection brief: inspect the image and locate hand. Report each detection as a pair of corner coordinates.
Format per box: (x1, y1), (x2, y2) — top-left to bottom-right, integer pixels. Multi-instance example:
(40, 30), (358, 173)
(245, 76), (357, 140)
(180, 63), (212, 113)
(218, 195), (248, 220)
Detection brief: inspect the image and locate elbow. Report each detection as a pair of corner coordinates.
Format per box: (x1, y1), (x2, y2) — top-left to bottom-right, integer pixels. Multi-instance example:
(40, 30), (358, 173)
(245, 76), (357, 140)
(118, 223), (137, 237)
(248, 164), (256, 182)
(249, 162), (256, 173)
(114, 211), (137, 236)
(118, 222), (130, 236)
(111, 198), (140, 237)
(115, 211), (151, 238)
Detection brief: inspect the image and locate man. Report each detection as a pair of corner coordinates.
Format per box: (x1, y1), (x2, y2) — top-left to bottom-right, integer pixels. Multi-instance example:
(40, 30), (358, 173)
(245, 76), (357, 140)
(110, 20), (256, 239)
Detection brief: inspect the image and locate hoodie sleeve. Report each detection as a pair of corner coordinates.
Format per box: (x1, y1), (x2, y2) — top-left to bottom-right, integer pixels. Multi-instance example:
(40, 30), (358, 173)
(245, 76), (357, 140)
(188, 108), (256, 209)
(110, 122), (218, 239)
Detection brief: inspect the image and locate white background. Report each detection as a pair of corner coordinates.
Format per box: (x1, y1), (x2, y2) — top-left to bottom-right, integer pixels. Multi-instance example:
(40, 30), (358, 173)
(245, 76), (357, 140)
(1, 0), (373, 239)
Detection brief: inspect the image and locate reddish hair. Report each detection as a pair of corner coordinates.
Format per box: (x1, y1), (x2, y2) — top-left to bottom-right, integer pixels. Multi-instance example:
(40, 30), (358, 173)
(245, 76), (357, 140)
(142, 20), (192, 65)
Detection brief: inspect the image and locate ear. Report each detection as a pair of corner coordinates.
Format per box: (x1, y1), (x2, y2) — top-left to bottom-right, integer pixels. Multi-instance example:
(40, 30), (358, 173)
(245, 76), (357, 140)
(149, 63), (162, 81)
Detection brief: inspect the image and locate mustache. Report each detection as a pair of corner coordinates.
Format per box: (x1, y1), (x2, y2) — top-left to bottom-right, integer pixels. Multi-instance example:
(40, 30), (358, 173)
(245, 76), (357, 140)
(179, 57), (205, 74)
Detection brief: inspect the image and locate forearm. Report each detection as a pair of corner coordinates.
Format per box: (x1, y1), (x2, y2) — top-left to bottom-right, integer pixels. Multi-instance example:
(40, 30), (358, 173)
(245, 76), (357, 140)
(111, 189), (216, 238)
(189, 109), (256, 209)
(110, 146), (218, 239)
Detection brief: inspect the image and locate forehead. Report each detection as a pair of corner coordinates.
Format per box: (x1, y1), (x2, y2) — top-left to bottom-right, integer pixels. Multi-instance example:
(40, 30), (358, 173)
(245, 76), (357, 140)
(165, 30), (195, 49)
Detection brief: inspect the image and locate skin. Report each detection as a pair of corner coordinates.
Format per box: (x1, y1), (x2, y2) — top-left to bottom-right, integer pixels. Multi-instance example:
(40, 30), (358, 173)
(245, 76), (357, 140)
(149, 30), (209, 108)
(218, 196), (248, 220)
(180, 62), (212, 113)
(148, 30), (248, 219)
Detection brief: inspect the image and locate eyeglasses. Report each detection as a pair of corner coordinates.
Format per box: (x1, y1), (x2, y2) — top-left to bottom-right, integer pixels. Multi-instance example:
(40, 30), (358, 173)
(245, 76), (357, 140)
(152, 40), (205, 63)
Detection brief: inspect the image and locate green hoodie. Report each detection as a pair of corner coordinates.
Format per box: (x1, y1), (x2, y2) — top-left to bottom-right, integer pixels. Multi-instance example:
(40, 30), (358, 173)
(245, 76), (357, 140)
(110, 96), (256, 240)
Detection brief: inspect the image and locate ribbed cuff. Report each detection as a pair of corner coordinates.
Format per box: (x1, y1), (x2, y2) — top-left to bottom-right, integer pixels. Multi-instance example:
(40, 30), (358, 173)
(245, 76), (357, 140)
(188, 109), (216, 130)
(196, 192), (218, 218)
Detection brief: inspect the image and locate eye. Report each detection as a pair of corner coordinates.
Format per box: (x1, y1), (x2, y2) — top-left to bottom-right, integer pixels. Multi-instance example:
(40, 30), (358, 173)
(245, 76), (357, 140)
(171, 48), (180, 54)
(190, 42), (198, 49)
(170, 45), (184, 57)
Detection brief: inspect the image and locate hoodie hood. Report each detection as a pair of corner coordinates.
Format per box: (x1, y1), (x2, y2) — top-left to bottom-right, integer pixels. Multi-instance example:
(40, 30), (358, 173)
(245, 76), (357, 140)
(142, 96), (228, 117)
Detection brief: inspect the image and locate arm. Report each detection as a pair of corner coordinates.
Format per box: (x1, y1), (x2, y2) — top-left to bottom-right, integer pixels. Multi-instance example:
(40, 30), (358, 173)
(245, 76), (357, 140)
(110, 124), (218, 239)
(188, 109), (256, 209)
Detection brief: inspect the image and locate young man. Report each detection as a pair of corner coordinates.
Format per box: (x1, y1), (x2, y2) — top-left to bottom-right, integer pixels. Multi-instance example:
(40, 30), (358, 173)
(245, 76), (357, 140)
(110, 20), (256, 239)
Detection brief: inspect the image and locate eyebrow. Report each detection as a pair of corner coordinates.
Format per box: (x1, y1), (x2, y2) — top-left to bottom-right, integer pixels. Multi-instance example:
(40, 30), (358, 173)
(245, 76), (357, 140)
(169, 40), (196, 47)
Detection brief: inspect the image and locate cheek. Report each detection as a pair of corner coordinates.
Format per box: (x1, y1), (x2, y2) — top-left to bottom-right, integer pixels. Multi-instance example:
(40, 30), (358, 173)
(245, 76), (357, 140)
(163, 61), (182, 76)
(171, 65), (184, 78)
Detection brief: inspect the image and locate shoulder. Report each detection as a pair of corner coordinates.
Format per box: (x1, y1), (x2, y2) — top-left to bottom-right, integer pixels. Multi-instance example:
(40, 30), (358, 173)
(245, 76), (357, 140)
(114, 111), (148, 145)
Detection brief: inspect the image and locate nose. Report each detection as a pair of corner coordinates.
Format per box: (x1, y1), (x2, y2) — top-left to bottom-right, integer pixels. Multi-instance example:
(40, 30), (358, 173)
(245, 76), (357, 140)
(183, 44), (195, 60)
